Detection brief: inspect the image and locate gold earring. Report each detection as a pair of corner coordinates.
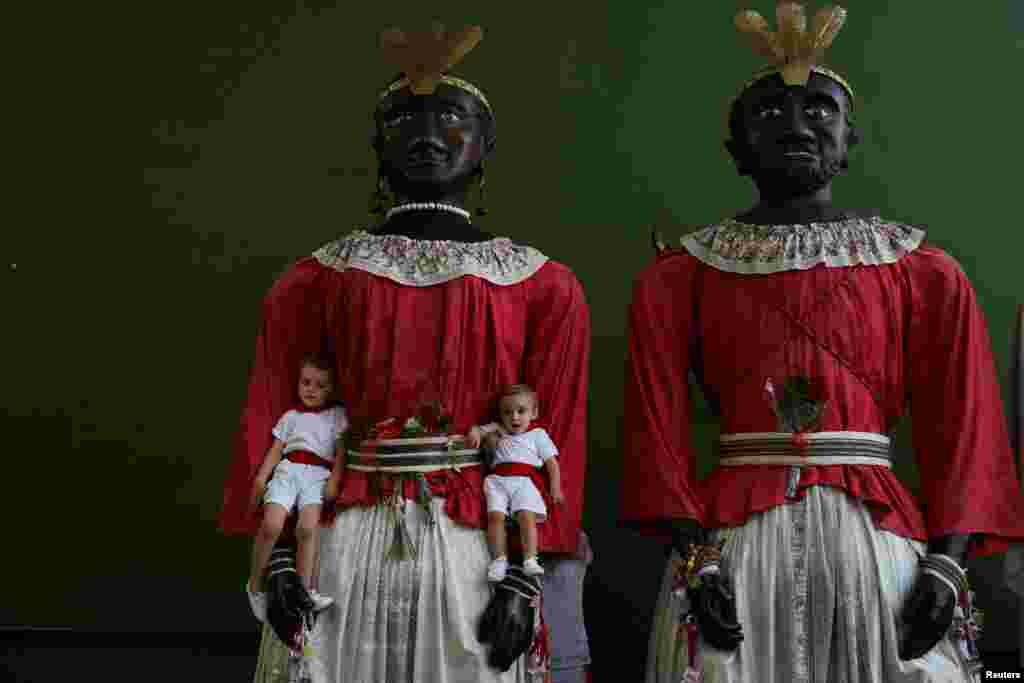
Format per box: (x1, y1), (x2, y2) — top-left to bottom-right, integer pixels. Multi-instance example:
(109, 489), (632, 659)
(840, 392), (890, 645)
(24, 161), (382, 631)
(369, 172), (390, 215)
(475, 161), (488, 216)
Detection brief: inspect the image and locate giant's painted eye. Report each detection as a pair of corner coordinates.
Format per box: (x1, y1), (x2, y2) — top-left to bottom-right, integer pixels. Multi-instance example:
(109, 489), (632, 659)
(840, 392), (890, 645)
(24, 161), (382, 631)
(805, 105), (833, 120)
(384, 113), (413, 127)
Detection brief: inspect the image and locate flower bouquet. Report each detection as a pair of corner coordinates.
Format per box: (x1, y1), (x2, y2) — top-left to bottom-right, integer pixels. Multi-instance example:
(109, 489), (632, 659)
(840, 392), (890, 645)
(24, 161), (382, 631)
(342, 398), (455, 452)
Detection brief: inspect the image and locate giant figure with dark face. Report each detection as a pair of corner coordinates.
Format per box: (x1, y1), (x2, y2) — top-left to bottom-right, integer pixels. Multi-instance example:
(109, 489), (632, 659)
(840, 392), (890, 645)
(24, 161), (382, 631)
(619, 3), (1024, 682)
(219, 25), (592, 682)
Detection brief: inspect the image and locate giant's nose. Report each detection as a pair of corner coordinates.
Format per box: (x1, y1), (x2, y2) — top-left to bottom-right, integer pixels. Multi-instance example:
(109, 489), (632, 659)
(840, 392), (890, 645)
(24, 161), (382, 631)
(399, 109), (448, 143)
(778, 97), (814, 139)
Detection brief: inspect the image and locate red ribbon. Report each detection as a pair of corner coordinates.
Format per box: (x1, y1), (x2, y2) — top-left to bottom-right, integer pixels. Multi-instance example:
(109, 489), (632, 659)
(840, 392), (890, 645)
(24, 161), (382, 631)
(492, 463), (537, 477)
(284, 451), (333, 469)
(791, 432), (810, 452)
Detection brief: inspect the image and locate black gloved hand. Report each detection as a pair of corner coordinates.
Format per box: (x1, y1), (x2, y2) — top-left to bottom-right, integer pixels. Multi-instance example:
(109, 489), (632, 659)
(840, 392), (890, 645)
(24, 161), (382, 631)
(264, 542), (315, 648)
(897, 573), (957, 660)
(687, 570), (744, 651)
(670, 520), (744, 652)
(898, 534), (973, 661)
(477, 566), (541, 671)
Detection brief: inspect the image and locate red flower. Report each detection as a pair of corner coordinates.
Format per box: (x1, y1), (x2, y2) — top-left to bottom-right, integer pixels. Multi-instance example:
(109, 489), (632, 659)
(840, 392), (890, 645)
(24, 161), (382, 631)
(375, 418), (402, 439)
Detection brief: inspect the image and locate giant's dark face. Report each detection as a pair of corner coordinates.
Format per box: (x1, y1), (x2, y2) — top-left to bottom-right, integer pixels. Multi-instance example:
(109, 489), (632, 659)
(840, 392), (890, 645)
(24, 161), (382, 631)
(728, 72), (855, 197)
(374, 83), (494, 200)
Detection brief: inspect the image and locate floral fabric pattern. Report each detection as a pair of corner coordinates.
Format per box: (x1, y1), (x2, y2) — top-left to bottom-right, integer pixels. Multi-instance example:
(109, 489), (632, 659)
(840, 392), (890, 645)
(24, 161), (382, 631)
(313, 230), (549, 287)
(680, 216), (925, 274)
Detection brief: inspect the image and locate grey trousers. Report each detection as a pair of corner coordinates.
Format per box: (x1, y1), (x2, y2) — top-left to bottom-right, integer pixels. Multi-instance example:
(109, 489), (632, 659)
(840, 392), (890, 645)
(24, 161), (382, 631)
(541, 531), (593, 682)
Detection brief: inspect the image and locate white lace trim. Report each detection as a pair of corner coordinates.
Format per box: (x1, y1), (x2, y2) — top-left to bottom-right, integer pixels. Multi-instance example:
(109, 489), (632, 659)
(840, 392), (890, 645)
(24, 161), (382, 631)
(312, 230), (549, 287)
(680, 216), (925, 274)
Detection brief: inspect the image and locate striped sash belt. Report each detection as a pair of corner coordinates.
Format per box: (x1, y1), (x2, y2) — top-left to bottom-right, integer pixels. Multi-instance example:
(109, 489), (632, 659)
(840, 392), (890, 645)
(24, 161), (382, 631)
(346, 436), (483, 473)
(717, 431), (892, 468)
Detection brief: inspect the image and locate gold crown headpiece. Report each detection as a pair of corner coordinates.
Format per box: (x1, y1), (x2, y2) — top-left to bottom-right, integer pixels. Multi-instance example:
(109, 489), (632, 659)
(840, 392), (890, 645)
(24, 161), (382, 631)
(376, 22), (492, 116)
(734, 2), (854, 106)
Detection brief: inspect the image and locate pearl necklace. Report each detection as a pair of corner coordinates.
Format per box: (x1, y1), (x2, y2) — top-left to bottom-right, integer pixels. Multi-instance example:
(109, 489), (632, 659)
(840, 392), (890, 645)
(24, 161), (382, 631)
(384, 202), (472, 222)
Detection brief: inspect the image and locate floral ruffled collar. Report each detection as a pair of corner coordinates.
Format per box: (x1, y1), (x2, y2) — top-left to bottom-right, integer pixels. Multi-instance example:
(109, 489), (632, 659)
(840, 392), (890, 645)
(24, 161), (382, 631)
(680, 216), (925, 275)
(312, 230), (549, 287)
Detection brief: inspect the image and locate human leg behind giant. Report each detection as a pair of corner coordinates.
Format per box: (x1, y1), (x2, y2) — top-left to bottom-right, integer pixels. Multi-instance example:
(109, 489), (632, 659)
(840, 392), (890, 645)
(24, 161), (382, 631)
(253, 497), (526, 683)
(539, 531), (593, 683)
(645, 486), (975, 683)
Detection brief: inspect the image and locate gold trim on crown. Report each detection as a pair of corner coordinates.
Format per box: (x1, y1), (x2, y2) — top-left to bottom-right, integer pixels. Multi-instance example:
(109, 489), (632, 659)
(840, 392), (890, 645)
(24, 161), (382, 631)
(379, 75), (492, 115)
(741, 65), (854, 104)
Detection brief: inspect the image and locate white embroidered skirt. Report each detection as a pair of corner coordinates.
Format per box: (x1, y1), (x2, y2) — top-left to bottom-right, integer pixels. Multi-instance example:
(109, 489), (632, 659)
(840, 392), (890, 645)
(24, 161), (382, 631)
(253, 497), (526, 683)
(646, 486), (976, 683)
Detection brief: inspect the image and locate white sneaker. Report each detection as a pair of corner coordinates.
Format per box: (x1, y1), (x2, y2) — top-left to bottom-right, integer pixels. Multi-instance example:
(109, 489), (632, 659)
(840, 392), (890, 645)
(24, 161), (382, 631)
(487, 556), (509, 582)
(309, 589), (334, 612)
(523, 557), (544, 576)
(246, 582), (267, 623)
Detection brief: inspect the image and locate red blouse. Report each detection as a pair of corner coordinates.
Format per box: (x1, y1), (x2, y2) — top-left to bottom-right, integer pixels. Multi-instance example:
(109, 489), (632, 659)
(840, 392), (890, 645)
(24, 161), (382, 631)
(620, 230), (1024, 559)
(219, 233), (591, 553)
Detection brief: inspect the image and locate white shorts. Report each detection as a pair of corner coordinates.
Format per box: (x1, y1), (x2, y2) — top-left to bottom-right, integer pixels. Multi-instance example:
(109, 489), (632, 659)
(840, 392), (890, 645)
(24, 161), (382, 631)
(264, 459), (331, 512)
(484, 474), (547, 520)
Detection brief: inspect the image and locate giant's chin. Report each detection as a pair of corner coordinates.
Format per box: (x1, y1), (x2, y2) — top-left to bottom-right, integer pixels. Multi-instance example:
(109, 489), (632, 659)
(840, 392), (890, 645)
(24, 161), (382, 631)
(401, 160), (451, 182)
(388, 163), (477, 200)
(754, 158), (842, 196)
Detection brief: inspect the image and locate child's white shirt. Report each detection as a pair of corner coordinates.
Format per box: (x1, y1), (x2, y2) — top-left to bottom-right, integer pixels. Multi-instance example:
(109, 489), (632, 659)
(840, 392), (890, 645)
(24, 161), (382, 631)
(272, 405), (348, 462)
(479, 423), (558, 468)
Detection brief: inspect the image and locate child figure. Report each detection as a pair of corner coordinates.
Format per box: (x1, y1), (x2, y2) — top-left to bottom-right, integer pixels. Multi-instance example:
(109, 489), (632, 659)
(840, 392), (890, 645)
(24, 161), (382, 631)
(467, 384), (564, 582)
(246, 352), (348, 622)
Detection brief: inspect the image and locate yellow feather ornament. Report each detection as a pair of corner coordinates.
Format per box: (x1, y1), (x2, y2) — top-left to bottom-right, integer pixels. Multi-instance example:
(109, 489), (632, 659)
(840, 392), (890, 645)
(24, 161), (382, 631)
(379, 23), (484, 96)
(735, 11), (783, 61)
(439, 25), (484, 74)
(808, 5), (847, 52)
(775, 2), (807, 60)
(731, 2), (855, 115)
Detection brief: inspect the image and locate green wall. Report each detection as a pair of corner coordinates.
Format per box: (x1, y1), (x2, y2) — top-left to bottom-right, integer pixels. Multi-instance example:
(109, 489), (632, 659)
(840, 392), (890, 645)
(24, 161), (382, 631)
(7, 0), (1020, 661)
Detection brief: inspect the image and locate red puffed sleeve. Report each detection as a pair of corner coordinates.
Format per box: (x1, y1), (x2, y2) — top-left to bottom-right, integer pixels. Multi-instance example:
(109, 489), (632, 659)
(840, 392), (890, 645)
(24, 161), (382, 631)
(619, 251), (705, 537)
(905, 247), (1024, 557)
(522, 261), (591, 553)
(218, 258), (331, 535)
